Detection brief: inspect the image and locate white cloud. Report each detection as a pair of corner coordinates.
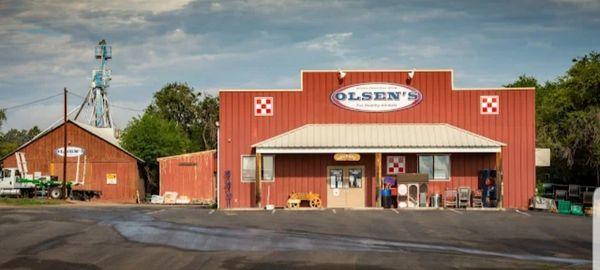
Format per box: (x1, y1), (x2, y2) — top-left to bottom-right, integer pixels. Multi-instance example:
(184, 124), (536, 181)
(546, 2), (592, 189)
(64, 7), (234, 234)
(0, 32), (89, 81)
(397, 44), (444, 59)
(484, 23), (570, 34)
(552, 0), (600, 10)
(23, 0), (192, 14)
(298, 32), (353, 56)
(397, 9), (467, 22)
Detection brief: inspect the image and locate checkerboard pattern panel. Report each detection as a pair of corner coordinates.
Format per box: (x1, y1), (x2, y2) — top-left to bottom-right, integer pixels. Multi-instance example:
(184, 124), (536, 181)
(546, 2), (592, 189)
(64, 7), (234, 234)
(387, 156), (405, 174)
(480, 95), (499, 115)
(255, 97), (273, 116)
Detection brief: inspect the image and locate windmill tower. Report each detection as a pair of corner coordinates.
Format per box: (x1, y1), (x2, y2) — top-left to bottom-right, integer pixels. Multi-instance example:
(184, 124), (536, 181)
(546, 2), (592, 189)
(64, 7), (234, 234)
(74, 39), (114, 128)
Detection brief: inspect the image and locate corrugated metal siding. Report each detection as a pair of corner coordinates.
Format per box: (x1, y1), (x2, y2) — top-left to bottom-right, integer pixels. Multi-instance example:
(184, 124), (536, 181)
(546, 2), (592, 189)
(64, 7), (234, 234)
(0, 122), (142, 202)
(253, 123), (504, 149)
(219, 71), (535, 209)
(159, 151), (216, 202)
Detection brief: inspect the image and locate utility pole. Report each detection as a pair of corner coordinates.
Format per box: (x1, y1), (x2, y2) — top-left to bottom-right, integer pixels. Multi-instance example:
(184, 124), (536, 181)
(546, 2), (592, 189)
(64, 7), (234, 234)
(62, 87), (68, 199)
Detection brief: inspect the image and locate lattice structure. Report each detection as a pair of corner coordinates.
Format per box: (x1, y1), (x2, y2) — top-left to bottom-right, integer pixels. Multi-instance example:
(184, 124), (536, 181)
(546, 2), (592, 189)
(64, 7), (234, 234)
(74, 39), (114, 128)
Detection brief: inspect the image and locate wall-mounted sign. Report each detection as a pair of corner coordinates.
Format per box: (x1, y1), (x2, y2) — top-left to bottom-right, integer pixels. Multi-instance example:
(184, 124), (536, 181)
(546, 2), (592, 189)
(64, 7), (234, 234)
(334, 153), (361, 161)
(178, 162), (197, 166)
(106, 173), (117, 185)
(255, 97), (273, 116)
(331, 83), (423, 112)
(480, 95), (499, 115)
(387, 156), (405, 174)
(54, 146), (85, 157)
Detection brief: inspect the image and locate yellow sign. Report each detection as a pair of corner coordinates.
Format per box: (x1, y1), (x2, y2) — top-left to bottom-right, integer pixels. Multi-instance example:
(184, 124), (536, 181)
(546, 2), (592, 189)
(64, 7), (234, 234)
(106, 173), (117, 185)
(334, 153), (360, 161)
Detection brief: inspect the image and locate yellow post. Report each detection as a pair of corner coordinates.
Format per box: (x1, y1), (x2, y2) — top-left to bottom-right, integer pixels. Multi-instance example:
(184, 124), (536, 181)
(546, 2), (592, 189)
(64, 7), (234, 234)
(375, 153), (382, 207)
(255, 153), (262, 208)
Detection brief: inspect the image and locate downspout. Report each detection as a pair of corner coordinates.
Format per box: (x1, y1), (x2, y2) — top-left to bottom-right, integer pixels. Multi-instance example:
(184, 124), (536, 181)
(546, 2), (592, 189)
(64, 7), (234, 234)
(216, 121), (220, 208)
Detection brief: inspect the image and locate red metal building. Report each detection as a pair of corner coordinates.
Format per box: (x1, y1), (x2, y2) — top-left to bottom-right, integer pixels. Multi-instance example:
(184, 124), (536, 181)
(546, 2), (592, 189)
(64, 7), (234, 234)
(158, 150), (217, 203)
(0, 120), (144, 202)
(218, 70), (535, 209)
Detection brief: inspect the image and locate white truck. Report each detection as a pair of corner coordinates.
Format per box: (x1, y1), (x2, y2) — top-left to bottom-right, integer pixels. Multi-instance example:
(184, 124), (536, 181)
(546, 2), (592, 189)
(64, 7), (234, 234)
(0, 167), (65, 199)
(0, 152), (101, 200)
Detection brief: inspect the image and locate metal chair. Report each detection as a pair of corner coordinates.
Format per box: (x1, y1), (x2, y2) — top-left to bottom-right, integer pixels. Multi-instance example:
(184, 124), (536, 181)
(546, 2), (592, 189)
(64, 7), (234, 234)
(472, 189), (483, 208)
(458, 187), (471, 208)
(568, 185), (581, 202)
(541, 183), (554, 198)
(554, 189), (567, 201)
(444, 189), (458, 208)
(583, 191), (594, 206)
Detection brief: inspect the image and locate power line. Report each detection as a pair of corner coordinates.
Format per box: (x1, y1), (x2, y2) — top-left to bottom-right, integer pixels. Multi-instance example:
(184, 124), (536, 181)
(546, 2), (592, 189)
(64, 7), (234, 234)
(67, 91), (86, 99)
(1, 92), (63, 111)
(111, 103), (145, 112)
(67, 92), (145, 112)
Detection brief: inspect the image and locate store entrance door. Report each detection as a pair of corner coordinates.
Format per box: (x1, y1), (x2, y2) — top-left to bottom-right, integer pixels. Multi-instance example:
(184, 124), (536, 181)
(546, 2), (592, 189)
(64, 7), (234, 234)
(327, 166), (365, 208)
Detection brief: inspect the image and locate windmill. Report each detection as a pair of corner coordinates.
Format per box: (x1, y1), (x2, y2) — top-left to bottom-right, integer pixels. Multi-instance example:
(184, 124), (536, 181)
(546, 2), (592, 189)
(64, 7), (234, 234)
(74, 39), (114, 128)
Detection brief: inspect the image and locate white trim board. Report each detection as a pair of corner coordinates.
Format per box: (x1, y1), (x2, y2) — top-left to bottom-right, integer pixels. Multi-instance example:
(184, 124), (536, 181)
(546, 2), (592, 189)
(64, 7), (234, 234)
(256, 147), (502, 154)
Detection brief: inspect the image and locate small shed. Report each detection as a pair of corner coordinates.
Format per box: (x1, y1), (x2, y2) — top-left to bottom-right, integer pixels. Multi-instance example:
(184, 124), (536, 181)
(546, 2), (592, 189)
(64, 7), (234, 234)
(0, 120), (144, 202)
(158, 150), (216, 204)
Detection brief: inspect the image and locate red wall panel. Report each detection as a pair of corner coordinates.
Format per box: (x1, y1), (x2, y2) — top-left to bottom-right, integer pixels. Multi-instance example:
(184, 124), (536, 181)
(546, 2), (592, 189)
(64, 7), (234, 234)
(1, 122), (142, 202)
(159, 150), (216, 202)
(219, 71), (535, 209)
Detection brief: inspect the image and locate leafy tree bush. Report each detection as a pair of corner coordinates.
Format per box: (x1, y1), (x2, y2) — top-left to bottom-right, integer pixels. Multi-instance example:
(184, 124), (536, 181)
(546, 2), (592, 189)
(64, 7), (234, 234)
(120, 112), (191, 194)
(507, 52), (600, 186)
(147, 82), (219, 151)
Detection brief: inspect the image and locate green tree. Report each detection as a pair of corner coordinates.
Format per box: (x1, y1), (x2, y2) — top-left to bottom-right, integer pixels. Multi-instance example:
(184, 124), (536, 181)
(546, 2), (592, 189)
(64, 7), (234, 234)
(510, 52), (600, 186)
(2, 126), (41, 145)
(146, 82), (219, 151)
(0, 109), (5, 128)
(196, 94), (219, 150)
(147, 82), (200, 138)
(120, 112), (191, 193)
(0, 125), (41, 157)
(504, 74), (540, 88)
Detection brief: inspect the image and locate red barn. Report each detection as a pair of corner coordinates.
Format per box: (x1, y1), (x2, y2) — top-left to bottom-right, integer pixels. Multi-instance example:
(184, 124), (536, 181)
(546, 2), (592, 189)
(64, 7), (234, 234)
(218, 70), (535, 209)
(0, 120), (144, 202)
(158, 150), (217, 203)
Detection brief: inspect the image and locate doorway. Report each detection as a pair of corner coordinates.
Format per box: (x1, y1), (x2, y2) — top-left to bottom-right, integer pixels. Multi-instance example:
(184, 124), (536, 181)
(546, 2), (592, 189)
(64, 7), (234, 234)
(326, 166), (365, 208)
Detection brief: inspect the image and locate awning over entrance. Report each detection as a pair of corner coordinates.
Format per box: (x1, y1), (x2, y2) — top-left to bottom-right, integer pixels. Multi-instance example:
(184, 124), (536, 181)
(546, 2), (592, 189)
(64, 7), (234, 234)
(253, 123), (505, 154)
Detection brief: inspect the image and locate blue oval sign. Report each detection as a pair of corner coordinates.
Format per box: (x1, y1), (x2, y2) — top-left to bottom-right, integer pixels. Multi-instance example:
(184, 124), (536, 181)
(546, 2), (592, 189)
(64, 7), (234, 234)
(330, 83), (423, 112)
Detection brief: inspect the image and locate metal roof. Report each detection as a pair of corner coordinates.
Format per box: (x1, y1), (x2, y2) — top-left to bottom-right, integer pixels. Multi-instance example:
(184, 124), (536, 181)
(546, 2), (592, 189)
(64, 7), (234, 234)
(0, 120), (144, 163)
(73, 121), (144, 162)
(253, 123), (505, 154)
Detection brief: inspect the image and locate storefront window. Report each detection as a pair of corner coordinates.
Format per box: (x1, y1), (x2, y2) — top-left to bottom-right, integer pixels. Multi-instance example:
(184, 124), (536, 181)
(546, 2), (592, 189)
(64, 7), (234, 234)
(418, 156), (433, 179)
(329, 169), (343, 188)
(241, 155), (275, 182)
(241, 156), (256, 182)
(348, 168), (363, 188)
(434, 155), (450, 179)
(419, 155), (450, 180)
(262, 155), (274, 181)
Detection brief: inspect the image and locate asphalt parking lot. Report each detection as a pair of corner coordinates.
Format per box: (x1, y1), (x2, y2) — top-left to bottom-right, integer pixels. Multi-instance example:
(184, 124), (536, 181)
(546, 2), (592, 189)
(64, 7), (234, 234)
(0, 204), (592, 269)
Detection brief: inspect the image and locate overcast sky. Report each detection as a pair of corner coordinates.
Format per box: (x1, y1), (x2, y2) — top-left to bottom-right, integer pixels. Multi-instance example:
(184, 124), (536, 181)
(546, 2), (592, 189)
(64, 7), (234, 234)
(0, 0), (598, 131)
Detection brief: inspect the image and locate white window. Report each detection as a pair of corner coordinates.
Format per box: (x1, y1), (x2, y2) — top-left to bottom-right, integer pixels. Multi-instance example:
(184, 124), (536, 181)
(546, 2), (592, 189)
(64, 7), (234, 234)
(241, 156), (256, 182)
(418, 155), (450, 181)
(241, 155), (275, 182)
(262, 155), (274, 181)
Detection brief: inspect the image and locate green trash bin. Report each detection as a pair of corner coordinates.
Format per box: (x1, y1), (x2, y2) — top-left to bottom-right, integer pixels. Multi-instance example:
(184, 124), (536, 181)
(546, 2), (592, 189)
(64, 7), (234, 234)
(570, 204), (584, 216)
(557, 200), (571, 215)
